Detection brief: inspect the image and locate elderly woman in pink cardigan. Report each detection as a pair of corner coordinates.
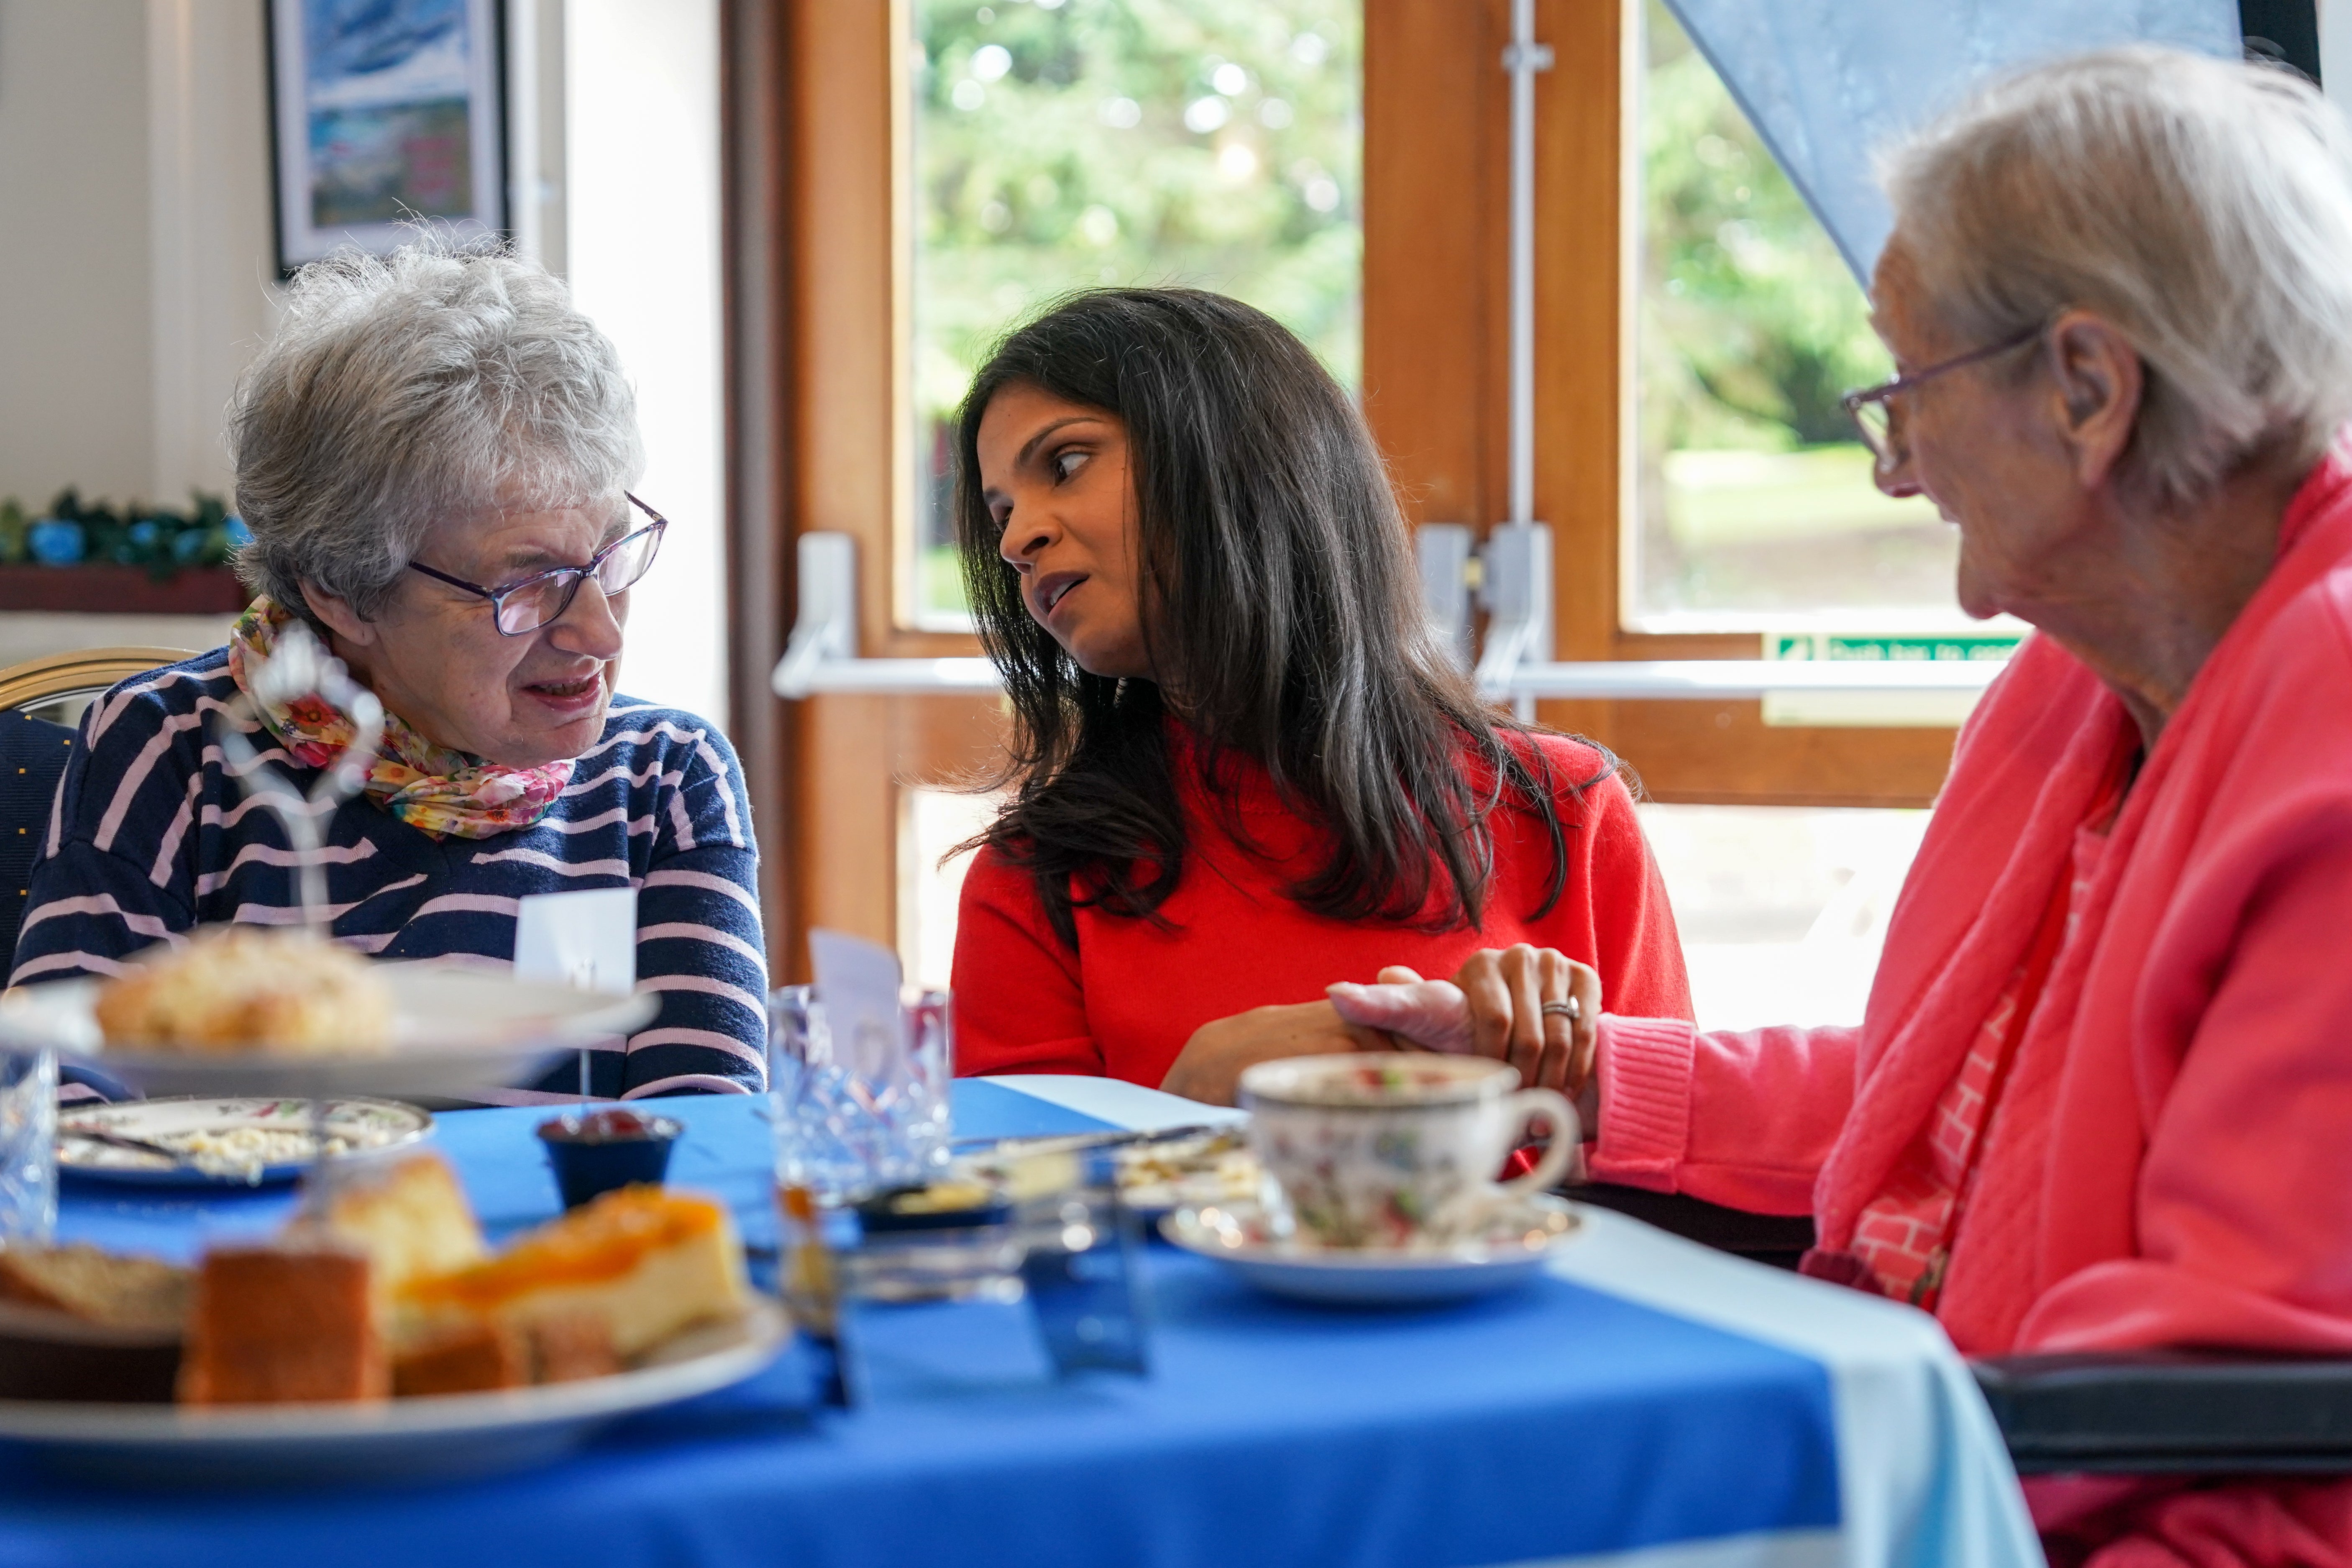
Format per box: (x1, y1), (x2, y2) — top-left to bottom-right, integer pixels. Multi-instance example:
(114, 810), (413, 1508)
(1334, 46), (2352, 1568)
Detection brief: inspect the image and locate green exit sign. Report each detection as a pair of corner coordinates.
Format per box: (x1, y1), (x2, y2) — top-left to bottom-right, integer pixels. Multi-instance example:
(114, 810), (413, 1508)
(1760, 631), (2023, 727)
(1764, 632), (2023, 664)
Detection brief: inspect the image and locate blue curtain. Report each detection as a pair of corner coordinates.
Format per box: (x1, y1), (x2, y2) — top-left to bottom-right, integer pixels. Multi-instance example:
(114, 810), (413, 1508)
(1659, 0), (2241, 285)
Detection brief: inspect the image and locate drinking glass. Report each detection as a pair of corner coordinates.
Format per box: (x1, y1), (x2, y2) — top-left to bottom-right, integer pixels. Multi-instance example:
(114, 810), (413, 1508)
(1016, 1155), (1152, 1377)
(768, 984), (953, 1203)
(0, 1048), (57, 1243)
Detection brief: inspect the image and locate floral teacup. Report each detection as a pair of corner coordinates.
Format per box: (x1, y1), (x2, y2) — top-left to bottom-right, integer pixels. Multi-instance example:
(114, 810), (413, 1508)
(1236, 1054), (1577, 1250)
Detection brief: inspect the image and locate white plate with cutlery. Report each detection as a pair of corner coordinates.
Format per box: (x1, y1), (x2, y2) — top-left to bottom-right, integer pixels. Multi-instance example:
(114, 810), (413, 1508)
(56, 1097), (433, 1187)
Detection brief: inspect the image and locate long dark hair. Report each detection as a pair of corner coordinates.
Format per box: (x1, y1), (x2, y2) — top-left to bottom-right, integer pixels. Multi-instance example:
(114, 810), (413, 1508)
(955, 288), (1600, 948)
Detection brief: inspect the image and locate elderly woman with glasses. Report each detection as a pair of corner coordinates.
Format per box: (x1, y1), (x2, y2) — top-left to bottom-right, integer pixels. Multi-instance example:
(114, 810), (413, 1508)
(10, 244), (765, 1100)
(1334, 48), (2352, 1564)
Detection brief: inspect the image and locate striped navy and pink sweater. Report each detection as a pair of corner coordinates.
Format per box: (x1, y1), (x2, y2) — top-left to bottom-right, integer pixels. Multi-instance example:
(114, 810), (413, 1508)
(9, 650), (766, 1102)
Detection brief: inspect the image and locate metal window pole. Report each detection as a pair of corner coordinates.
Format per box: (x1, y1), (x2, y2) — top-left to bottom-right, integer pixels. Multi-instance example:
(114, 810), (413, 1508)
(1505, 0), (1549, 537)
(1481, 1), (1555, 722)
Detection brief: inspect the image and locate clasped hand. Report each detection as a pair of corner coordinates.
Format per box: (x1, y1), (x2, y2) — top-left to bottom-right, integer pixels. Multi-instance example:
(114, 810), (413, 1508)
(1157, 944), (1601, 1106)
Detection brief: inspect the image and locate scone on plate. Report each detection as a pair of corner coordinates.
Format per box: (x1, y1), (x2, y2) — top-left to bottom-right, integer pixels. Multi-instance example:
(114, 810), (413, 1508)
(93, 925), (394, 1055)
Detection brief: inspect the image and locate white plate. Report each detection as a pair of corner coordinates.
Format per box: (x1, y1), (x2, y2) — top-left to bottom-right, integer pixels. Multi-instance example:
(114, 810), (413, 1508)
(57, 1097), (433, 1187)
(1115, 1130), (1263, 1218)
(0, 1300), (794, 1487)
(0, 963), (655, 1100)
(1161, 1195), (1583, 1306)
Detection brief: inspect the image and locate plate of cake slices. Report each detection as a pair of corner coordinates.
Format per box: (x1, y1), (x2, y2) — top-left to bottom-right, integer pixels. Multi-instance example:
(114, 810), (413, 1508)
(0, 1154), (793, 1485)
(0, 927), (656, 1101)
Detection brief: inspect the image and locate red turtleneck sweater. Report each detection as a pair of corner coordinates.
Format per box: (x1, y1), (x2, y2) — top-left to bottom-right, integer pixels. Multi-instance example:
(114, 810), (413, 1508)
(951, 732), (1694, 1088)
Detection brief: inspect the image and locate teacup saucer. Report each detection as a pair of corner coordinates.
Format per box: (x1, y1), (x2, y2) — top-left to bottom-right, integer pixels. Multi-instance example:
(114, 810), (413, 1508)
(1159, 1195), (1582, 1307)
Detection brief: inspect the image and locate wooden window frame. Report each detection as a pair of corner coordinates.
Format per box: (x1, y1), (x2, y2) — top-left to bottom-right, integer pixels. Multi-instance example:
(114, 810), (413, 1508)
(1365, 0), (1957, 813)
(727, 0), (1954, 976)
(728, 0), (1009, 979)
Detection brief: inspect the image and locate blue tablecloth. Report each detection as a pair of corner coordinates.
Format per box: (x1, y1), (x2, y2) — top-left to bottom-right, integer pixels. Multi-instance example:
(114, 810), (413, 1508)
(0, 1084), (2037, 1568)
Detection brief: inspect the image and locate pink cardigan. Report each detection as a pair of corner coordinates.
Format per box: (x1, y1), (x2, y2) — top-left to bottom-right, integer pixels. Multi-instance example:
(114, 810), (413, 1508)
(1590, 455), (2352, 1561)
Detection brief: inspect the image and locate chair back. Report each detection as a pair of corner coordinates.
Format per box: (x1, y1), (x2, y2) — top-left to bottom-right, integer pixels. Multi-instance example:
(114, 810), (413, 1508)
(0, 647), (193, 975)
(0, 712), (74, 973)
(0, 646), (197, 721)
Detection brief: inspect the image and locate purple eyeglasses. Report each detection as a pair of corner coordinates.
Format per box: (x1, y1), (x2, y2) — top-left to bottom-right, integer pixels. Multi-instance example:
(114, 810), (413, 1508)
(408, 493), (668, 636)
(1841, 323), (2046, 477)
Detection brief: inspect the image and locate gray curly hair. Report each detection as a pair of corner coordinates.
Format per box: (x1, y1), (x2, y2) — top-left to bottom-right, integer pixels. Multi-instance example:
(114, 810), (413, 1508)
(1884, 46), (2352, 509)
(228, 240), (643, 626)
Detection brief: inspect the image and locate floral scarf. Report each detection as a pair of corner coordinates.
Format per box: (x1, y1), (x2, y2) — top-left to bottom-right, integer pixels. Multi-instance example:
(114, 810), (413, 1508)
(227, 598), (575, 840)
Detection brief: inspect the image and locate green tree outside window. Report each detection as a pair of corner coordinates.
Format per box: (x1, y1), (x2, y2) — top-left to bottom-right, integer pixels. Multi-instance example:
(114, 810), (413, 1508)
(1638, 1), (1956, 625)
(912, 0), (1362, 621)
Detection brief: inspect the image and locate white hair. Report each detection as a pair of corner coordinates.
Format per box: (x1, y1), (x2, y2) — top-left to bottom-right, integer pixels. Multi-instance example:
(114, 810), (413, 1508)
(1883, 46), (2352, 508)
(228, 239), (644, 624)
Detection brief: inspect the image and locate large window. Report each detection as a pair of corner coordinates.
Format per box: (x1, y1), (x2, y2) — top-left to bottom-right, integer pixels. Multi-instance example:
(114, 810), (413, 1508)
(1620, 4), (1963, 1025)
(890, 0), (1364, 980)
(757, 1), (1968, 987)
(909, 0), (1362, 624)
(1632, 1), (1959, 631)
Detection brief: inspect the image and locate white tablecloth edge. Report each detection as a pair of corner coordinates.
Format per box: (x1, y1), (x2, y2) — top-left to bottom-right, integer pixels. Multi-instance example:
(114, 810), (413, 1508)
(1552, 1207), (2043, 1568)
(979, 1074), (1247, 1133)
(1493, 1526), (1842, 1568)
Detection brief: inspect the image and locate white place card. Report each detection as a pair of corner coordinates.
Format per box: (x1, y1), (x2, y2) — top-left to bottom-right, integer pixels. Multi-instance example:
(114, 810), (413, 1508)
(514, 887), (639, 995)
(808, 927), (904, 1079)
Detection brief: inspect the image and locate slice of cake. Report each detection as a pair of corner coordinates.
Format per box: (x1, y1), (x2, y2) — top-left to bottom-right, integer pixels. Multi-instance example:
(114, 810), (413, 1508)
(0, 1244), (190, 1335)
(0, 1244), (193, 1403)
(179, 1245), (388, 1405)
(388, 1313), (620, 1395)
(300, 1152), (486, 1307)
(391, 1320), (526, 1397)
(526, 1314), (621, 1383)
(399, 1186), (747, 1360)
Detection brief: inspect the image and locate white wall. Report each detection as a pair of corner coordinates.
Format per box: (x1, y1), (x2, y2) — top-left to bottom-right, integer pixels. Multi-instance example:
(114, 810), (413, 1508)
(507, 0), (569, 275)
(146, 0), (282, 504)
(0, 1), (730, 727)
(0, 2), (161, 506)
(0, 2), (280, 513)
(563, 0), (728, 725)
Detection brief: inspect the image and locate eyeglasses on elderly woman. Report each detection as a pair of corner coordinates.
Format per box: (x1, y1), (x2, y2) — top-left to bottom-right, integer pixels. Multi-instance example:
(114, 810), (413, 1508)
(1841, 322), (2047, 474)
(406, 492), (669, 636)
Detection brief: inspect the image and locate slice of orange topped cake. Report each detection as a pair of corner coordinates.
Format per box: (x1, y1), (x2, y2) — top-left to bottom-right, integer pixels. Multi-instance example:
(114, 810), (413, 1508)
(399, 1186), (749, 1360)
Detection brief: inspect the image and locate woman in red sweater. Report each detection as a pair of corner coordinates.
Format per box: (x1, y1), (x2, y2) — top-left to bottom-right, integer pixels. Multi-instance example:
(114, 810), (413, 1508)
(946, 288), (1690, 1103)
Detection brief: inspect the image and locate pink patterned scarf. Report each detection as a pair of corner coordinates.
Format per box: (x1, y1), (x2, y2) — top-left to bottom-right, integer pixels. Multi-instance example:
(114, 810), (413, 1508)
(227, 598), (574, 841)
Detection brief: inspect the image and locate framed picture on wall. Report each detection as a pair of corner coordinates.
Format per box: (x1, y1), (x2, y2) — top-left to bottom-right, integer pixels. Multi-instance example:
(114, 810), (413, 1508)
(266, 0), (509, 277)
